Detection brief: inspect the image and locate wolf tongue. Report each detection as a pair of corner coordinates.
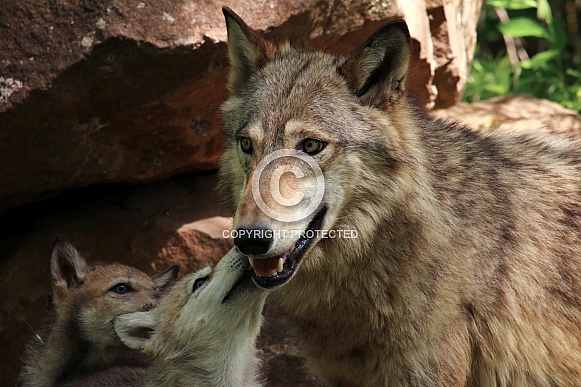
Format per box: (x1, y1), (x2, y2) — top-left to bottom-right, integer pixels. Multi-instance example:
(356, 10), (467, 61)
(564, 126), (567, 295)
(250, 257), (280, 277)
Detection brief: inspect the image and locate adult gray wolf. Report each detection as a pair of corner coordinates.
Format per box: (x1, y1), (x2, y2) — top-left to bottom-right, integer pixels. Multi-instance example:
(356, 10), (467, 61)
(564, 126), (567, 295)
(19, 236), (179, 387)
(220, 6), (581, 386)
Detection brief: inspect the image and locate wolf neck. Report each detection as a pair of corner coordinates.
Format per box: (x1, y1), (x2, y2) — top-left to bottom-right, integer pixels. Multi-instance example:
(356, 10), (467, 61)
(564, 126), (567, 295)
(272, 114), (456, 381)
(19, 320), (76, 387)
(20, 316), (138, 386)
(147, 329), (262, 387)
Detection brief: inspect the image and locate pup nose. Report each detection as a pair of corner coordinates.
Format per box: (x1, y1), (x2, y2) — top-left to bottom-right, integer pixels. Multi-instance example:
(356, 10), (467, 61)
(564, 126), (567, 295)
(234, 227), (273, 255)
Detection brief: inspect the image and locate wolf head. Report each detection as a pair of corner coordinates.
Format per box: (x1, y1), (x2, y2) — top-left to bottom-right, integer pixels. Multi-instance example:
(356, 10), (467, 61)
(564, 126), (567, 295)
(220, 7), (416, 288)
(50, 236), (179, 359)
(114, 247), (267, 363)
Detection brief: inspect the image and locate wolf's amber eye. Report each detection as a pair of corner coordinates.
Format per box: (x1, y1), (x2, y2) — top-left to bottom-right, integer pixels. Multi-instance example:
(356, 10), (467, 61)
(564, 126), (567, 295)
(302, 139), (326, 155)
(193, 276), (209, 292)
(111, 283), (132, 294)
(240, 137), (253, 154)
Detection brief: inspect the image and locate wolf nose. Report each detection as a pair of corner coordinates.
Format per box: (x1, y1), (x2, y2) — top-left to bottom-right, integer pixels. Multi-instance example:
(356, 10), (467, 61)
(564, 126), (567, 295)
(234, 227), (273, 255)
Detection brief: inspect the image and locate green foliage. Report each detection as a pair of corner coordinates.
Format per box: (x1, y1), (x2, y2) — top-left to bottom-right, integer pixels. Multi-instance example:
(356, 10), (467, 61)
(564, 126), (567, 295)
(498, 17), (549, 38)
(487, 0), (537, 10)
(464, 0), (581, 112)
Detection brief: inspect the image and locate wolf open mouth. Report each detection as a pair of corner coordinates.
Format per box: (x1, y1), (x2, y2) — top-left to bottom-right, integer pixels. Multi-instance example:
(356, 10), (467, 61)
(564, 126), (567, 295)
(249, 207), (326, 289)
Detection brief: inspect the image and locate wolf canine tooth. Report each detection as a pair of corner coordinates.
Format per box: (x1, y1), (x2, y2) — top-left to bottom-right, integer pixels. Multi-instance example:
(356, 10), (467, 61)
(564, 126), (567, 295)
(277, 257), (284, 273)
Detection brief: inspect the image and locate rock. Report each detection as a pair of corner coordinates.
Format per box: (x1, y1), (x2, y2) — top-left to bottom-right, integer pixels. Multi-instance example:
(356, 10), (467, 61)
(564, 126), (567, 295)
(433, 94), (581, 138)
(0, 173), (318, 385)
(0, 0), (483, 214)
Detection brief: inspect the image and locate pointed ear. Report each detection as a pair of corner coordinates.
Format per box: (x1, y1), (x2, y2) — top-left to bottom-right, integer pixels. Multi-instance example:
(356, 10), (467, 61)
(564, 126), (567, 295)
(114, 311), (158, 351)
(222, 6), (276, 94)
(339, 19), (411, 108)
(50, 235), (89, 290)
(152, 265), (179, 291)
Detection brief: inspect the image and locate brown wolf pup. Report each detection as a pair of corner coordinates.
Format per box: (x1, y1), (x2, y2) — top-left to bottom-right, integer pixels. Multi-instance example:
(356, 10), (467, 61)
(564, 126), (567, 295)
(220, 7), (581, 386)
(19, 236), (179, 387)
(113, 247), (268, 387)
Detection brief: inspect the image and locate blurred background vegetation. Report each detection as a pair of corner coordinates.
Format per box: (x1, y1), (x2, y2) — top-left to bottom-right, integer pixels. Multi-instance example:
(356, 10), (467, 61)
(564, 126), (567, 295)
(464, 0), (581, 112)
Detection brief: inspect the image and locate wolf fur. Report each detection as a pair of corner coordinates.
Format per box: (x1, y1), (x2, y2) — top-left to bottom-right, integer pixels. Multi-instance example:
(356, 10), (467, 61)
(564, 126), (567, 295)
(53, 365), (148, 387)
(19, 236), (179, 387)
(114, 247), (268, 387)
(220, 7), (581, 386)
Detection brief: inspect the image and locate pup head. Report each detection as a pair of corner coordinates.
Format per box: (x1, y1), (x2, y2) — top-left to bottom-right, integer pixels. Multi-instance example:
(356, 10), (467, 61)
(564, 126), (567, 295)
(220, 7), (413, 288)
(50, 235), (179, 351)
(114, 247), (268, 361)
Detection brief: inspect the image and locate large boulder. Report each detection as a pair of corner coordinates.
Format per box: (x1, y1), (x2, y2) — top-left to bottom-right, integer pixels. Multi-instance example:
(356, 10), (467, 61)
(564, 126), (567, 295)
(0, 0), (483, 214)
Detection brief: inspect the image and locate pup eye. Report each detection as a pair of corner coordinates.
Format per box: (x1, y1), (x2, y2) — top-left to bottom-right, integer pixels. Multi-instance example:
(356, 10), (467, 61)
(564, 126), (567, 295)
(111, 283), (132, 294)
(240, 137), (253, 154)
(193, 276), (209, 292)
(302, 139), (326, 155)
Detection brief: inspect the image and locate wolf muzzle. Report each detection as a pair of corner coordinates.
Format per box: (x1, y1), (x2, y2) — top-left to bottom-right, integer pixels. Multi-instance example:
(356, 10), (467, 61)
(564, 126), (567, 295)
(233, 227), (274, 256)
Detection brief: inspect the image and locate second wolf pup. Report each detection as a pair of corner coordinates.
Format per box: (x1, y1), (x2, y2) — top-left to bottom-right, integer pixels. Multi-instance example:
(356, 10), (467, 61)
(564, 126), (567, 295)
(19, 236), (179, 387)
(114, 247), (268, 387)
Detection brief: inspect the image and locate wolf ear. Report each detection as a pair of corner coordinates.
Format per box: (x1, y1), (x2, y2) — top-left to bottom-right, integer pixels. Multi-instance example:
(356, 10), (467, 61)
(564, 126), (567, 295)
(50, 235), (89, 290)
(114, 311), (158, 350)
(339, 19), (411, 108)
(152, 265), (179, 291)
(222, 6), (276, 94)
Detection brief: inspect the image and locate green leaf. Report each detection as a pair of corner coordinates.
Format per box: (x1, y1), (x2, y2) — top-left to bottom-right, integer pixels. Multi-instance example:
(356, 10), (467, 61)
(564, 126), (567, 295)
(498, 18), (549, 38)
(566, 69), (581, 79)
(536, 0), (553, 24)
(549, 20), (567, 50)
(520, 50), (559, 69)
(472, 60), (484, 72)
(487, 0), (538, 10)
(485, 84), (509, 94)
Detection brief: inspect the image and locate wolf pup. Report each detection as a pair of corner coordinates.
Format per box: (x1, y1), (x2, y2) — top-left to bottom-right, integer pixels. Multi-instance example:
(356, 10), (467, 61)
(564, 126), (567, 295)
(114, 247), (267, 387)
(19, 236), (179, 387)
(220, 7), (581, 386)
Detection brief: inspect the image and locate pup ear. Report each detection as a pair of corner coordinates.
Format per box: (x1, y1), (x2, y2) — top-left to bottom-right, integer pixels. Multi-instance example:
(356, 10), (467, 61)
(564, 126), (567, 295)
(222, 6), (276, 94)
(50, 235), (89, 290)
(114, 311), (158, 351)
(339, 19), (411, 109)
(152, 265), (179, 291)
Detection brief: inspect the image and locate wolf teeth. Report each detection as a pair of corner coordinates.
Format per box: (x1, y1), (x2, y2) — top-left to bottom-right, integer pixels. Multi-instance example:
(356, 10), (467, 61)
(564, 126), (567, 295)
(277, 257), (284, 273)
(248, 256), (255, 269)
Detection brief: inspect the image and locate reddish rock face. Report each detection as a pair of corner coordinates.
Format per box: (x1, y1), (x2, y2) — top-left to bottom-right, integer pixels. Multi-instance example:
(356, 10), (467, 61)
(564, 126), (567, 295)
(0, 0), (483, 214)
